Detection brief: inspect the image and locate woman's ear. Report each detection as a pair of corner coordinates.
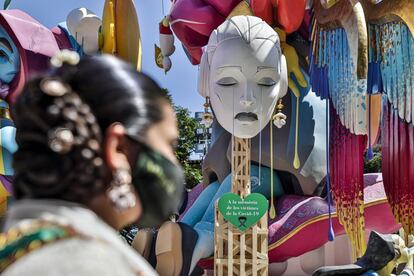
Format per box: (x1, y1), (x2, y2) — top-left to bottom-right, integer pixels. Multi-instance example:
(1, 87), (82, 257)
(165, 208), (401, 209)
(104, 123), (130, 171)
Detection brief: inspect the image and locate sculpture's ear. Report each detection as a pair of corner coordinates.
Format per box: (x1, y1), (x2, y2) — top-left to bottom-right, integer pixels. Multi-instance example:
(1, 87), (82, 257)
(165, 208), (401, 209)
(198, 48), (210, 98)
(279, 54), (288, 98)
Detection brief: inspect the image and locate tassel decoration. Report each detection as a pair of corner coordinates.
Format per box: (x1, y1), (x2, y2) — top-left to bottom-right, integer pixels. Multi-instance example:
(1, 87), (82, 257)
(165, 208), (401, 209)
(326, 100), (335, 242)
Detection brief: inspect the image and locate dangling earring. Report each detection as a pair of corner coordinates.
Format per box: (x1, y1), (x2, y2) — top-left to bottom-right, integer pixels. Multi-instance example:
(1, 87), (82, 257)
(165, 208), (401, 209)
(201, 97), (214, 128)
(272, 99), (287, 128)
(269, 99), (286, 219)
(107, 169), (137, 211)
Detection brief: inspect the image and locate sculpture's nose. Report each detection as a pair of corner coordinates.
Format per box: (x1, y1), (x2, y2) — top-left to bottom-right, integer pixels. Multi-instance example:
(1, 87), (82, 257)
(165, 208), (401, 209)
(240, 84), (256, 108)
(240, 98), (255, 108)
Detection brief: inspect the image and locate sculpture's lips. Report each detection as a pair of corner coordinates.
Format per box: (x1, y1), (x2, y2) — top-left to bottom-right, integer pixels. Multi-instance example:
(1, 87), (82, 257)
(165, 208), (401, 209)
(235, 112), (258, 122)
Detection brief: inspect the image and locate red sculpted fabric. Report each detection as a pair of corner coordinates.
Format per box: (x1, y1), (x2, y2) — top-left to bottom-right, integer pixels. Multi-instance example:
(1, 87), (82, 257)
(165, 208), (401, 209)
(382, 100), (414, 235)
(329, 105), (367, 258)
(169, 0), (240, 64)
(169, 0), (306, 64)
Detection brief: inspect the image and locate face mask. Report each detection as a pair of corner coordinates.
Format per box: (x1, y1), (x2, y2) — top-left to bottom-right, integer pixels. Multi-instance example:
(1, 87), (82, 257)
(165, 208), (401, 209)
(131, 144), (185, 228)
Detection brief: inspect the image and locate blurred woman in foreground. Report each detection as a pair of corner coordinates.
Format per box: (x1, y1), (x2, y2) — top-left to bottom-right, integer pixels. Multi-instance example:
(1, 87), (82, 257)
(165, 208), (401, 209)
(0, 52), (184, 275)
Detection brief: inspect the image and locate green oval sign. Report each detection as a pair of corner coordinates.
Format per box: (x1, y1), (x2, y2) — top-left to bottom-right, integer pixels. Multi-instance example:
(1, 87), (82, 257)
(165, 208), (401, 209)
(218, 193), (268, 231)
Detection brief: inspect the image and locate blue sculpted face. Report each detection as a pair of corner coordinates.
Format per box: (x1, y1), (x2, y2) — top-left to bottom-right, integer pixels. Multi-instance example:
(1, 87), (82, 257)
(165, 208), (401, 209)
(0, 26), (19, 85)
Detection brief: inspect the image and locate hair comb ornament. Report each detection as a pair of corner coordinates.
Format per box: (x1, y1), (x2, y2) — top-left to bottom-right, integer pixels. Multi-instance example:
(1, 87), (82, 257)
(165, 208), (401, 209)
(48, 127), (75, 154)
(39, 61), (102, 158)
(40, 78), (70, 97)
(50, 49), (80, 68)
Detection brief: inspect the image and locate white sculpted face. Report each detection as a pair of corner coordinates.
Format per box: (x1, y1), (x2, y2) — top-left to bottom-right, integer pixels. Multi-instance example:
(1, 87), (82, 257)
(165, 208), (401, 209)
(199, 16), (287, 138)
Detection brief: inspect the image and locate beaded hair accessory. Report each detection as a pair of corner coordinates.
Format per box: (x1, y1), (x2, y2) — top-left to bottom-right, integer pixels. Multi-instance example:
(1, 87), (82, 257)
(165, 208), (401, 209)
(50, 49), (80, 68)
(39, 50), (136, 210)
(39, 51), (103, 170)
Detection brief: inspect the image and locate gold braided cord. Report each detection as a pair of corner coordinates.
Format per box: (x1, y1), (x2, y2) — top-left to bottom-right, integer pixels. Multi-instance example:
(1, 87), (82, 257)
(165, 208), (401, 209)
(269, 112), (276, 219)
(268, 97), (281, 219)
(293, 94), (300, 169)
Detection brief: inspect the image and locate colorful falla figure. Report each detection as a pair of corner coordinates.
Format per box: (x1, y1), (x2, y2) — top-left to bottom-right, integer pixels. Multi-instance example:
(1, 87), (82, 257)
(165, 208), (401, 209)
(181, 14), (330, 273)
(134, 1), (401, 275)
(0, 25), (18, 205)
(311, 0), (414, 274)
(0, 10), (61, 219)
(360, 0), (414, 244)
(0, 10), (60, 104)
(136, 13), (394, 275)
(198, 16), (288, 139)
(0, 98), (14, 218)
(310, 0), (414, 262)
(0, 25), (19, 99)
(0, 9), (102, 219)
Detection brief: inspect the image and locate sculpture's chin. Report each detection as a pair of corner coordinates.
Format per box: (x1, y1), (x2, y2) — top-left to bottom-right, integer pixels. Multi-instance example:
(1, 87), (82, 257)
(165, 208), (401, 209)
(226, 121), (261, 139)
(237, 120), (254, 126)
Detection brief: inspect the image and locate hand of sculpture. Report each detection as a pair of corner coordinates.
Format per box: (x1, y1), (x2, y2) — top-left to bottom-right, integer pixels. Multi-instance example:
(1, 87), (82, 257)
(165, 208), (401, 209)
(273, 112), (287, 128)
(282, 43), (307, 97)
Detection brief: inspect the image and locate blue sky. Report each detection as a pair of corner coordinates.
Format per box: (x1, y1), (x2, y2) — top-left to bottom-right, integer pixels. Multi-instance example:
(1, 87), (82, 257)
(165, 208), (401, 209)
(7, 0), (203, 113)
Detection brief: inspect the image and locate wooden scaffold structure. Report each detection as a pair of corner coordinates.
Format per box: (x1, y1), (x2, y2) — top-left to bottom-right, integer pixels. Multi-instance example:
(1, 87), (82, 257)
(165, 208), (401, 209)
(214, 137), (269, 275)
